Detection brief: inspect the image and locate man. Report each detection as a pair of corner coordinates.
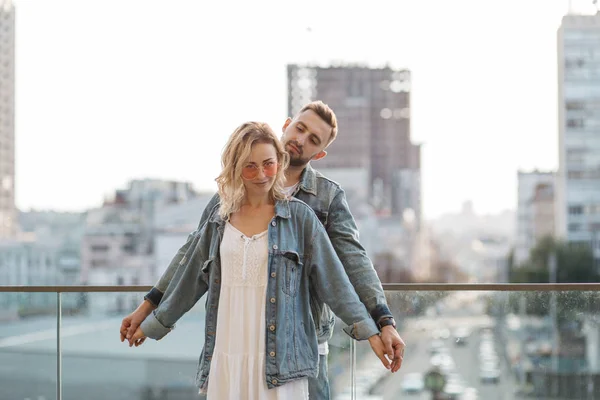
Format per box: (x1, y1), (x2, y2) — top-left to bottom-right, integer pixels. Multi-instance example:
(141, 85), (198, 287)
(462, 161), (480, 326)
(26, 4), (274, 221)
(121, 101), (406, 399)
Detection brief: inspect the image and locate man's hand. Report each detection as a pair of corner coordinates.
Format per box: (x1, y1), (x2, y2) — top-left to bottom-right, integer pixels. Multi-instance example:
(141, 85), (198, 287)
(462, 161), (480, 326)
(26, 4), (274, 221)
(381, 325), (405, 373)
(368, 334), (391, 370)
(120, 300), (155, 347)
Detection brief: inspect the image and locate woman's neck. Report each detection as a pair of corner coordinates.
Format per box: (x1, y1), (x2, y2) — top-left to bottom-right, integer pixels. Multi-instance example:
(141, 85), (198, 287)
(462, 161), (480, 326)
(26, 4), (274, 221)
(242, 193), (272, 208)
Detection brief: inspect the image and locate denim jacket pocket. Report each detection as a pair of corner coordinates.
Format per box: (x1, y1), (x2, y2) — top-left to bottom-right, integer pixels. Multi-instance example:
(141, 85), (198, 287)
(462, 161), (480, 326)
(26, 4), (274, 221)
(281, 251), (303, 297)
(201, 258), (213, 273)
(198, 258), (214, 285)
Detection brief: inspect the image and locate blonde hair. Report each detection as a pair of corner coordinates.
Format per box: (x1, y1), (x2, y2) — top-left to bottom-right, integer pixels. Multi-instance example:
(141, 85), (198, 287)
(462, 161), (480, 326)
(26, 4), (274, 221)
(216, 122), (290, 219)
(298, 100), (338, 146)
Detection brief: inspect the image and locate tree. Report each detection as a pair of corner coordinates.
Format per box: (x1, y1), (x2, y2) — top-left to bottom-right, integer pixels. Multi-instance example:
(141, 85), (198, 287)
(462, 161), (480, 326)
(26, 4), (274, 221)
(511, 236), (597, 284)
(509, 236), (598, 317)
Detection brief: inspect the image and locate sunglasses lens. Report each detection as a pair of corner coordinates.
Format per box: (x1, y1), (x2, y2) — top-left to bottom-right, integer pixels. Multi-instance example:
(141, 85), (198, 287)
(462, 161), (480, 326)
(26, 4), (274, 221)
(264, 163), (278, 177)
(242, 166), (258, 180)
(241, 163), (278, 179)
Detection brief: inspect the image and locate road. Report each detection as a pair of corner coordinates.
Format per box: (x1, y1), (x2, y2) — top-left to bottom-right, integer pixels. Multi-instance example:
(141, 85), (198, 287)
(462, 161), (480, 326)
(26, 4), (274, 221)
(332, 291), (521, 400)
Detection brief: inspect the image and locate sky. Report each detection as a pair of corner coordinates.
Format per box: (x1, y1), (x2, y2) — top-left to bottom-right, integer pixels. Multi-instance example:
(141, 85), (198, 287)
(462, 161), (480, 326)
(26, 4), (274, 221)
(10, 0), (598, 218)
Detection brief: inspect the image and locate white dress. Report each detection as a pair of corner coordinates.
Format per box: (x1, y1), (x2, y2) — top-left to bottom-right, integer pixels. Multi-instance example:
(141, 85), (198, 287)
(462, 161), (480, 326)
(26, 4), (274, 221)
(206, 222), (309, 399)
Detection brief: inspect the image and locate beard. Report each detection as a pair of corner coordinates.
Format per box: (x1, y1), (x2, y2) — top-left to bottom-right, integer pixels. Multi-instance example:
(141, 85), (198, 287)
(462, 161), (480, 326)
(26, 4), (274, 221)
(289, 154), (311, 167)
(285, 142), (312, 167)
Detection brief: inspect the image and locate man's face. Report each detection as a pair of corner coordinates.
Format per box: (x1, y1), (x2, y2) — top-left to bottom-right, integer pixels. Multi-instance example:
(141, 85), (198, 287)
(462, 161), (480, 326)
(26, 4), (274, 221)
(281, 110), (331, 167)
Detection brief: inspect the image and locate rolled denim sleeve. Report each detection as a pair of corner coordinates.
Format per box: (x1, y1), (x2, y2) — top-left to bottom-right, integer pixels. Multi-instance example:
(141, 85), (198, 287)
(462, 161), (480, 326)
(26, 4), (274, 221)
(144, 193), (220, 306)
(327, 189), (393, 324)
(345, 318), (380, 341)
(306, 213), (379, 340)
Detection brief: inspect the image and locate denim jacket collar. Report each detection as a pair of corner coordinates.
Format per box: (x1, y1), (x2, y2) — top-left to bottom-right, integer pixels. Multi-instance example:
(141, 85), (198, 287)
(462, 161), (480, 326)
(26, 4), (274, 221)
(208, 198), (292, 225)
(298, 163), (318, 196)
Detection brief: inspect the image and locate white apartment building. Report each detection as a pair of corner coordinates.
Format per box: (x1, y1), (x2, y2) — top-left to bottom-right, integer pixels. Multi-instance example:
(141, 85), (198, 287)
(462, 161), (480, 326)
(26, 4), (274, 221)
(0, 0), (16, 239)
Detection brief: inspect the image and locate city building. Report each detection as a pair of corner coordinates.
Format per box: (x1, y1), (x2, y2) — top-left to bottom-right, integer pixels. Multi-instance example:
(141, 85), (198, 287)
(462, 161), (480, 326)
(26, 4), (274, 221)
(80, 179), (200, 314)
(0, 211), (84, 320)
(556, 11), (600, 267)
(515, 170), (556, 266)
(153, 193), (214, 280)
(531, 183), (556, 241)
(430, 201), (515, 282)
(0, 0), (16, 239)
(287, 64), (421, 225)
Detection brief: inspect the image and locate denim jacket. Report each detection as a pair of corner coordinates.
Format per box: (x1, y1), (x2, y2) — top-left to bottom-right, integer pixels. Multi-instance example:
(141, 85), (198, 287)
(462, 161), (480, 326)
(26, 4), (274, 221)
(146, 164), (393, 344)
(140, 197), (379, 389)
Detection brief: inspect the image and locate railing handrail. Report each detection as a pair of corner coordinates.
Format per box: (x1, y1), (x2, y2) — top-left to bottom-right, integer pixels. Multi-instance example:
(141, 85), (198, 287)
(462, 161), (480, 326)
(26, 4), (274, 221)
(1, 283), (600, 292)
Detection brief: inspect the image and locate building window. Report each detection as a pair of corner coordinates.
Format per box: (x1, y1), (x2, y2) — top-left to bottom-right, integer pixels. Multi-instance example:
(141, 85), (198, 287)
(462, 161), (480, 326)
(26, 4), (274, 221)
(568, 223), (581, 232)
(567, 119), (585, 128)
(122, 244), (134, 253)
(380, 108), (392, 119)
(91, 245), (109, 252)
(566, 101), (585, 110)
(569, 205), (584, 215)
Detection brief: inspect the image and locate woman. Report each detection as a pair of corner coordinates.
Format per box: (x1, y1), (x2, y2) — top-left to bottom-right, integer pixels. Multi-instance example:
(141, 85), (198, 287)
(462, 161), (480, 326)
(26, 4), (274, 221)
(132, 122), (381, 399)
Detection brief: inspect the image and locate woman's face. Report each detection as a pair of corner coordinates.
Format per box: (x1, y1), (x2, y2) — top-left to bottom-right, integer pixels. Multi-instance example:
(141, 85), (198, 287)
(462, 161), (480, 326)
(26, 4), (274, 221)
(241, 142), (278, 197)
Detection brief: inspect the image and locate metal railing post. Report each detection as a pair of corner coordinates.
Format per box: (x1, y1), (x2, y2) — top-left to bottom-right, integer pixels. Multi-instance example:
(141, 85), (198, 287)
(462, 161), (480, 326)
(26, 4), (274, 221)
(57, 292), (62, 400)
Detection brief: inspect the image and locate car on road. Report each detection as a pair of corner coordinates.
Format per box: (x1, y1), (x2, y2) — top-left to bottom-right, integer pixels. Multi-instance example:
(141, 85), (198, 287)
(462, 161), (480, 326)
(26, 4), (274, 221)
(480, 367), (501, 384)
(461, 387), (478, 399)
(453, 327), (471, 346)
(432, 328), (451, 340)
(444, 381), (464, 399)
(443, 373), (466, 399)
(430, 353), (456, 373)
(429, 339), (447, 354)
(401, 372), (425, 394)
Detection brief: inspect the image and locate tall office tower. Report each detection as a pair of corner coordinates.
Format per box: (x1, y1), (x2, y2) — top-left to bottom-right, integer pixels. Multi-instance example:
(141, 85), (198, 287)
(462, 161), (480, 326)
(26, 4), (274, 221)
(556, 11), (600, 266)
(0, 0), (16, 239)
(287, 64), (421, 224)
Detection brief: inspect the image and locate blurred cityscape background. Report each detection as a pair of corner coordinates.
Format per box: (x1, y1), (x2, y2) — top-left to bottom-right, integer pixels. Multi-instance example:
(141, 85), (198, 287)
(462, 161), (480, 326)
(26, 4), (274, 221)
(1, 0), (600, 399)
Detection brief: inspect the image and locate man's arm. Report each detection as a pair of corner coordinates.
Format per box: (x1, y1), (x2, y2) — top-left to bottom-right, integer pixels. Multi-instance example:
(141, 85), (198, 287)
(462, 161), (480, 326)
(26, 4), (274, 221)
(326, 188), (406, 372)
(306, 211), (394, 370)
(306, 215), (379, 341)
(326, 188), (392, 323)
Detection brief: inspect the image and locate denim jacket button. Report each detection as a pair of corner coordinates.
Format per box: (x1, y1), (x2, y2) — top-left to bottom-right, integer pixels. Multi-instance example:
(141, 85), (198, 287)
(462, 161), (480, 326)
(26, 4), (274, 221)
(269, 325), (275, 331)
(270, 351), (276, 357)
(272, 379), (278, 385)
(271, 221), (276, 226)
(270, 297), (276, 303)
(272, 244), (278, 250)
(271, 272), (276, 278)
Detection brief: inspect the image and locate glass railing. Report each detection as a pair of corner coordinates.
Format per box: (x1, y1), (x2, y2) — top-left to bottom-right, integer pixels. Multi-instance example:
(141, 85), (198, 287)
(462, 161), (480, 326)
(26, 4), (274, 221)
(2, 284), (600, 400)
